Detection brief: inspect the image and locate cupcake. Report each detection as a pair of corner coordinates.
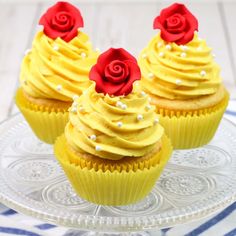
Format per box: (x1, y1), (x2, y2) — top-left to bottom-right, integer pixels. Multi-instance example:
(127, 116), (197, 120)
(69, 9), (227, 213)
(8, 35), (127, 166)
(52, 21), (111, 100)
(15, 2), (99, 144)
(54, 48), (172, 205)
(138, 3), (229, 149)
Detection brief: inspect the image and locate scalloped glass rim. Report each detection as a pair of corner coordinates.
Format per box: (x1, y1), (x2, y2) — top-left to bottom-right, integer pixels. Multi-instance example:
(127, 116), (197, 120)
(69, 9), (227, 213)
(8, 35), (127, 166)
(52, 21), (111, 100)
(0, 113), (235, 232)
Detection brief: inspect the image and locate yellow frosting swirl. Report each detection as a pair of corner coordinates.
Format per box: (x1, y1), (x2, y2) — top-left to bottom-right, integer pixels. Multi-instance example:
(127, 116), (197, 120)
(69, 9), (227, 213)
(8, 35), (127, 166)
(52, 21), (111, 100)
(65, 85), (164, 160)
(139, 33), (221, 100)
(20, 31), (99, 102)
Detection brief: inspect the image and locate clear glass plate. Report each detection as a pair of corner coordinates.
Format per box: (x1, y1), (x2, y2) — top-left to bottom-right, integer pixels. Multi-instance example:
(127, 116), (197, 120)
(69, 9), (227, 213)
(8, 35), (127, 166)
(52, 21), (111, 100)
(0, 114), (236, 233)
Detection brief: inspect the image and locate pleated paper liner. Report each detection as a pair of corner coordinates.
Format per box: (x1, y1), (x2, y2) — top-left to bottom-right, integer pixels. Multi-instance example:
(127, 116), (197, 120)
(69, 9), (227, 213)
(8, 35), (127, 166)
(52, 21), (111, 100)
(54, 134), (173, 205)
(156, 93), (229, 149)
(15, 88), (69, 144)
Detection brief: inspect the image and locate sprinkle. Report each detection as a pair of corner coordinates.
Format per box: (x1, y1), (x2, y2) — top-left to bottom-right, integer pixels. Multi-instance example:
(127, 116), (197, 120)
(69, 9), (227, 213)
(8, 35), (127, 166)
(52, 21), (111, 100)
(81, 52), (87, 58)
(142, 53), (147, 59)
(200, 70), (206, 77)
(197, 46), (202, 51)
(180, 52), (186, 58)
(71, 107), (77, 113)
(95, 145), (102, 151)
(73, 95), (79, 101)
(165, 44), (172, 50)
(72, 102), (78, 107)
(157, 42), (163, 48)
(116, 101), (123, 107)
(90, 134), (97, 141)
(79, 106), (85, 113)
(140, 91), (146, 97)
(159, 52), (164, 57)
(117, 121), (123, 127)
(146, 104), (151, 111)
(24, 49), (31, 55)
(56, 85), (62, 91)
(176, 79), (182, 85)
(137, 114), (143, 121)
(53, 44), (59, 51)
(148, 72), (154, 79)
(121, 104), (127, 110)
(154, 117), (159, 125)
(23, 80), (27, 85)
(180, 45), (188, 51)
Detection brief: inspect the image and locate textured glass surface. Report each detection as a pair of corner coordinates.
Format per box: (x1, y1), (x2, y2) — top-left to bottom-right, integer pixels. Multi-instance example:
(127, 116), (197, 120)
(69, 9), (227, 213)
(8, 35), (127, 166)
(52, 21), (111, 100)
(0, 114), (236, 232)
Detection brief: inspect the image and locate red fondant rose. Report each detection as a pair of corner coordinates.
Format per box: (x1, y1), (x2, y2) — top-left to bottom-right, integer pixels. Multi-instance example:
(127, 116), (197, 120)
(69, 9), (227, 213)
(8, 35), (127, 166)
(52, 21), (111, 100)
(153, 3), (198, 45)
(89, 48), (141, 96)
(39, 1), (84, 42)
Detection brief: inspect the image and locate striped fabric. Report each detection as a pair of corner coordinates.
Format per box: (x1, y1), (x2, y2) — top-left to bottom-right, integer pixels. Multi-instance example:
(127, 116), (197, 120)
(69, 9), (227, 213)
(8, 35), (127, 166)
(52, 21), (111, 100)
(0, 100), (235, 236)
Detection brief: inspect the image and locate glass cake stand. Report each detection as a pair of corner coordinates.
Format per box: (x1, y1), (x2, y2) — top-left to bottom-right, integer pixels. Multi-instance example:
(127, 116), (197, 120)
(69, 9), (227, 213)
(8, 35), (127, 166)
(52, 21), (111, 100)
(0, 114), (236, 236)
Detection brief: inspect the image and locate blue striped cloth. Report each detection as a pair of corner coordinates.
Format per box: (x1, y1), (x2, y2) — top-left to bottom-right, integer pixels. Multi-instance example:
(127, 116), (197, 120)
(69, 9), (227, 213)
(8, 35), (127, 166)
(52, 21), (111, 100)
(0, 100), (235, 236)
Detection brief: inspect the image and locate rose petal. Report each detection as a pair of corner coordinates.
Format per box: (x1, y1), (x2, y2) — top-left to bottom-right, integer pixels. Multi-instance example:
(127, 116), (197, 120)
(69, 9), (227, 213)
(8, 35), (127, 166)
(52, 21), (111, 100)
(117, 60), (141, 96)
(96, 48), (137, 72)
(39, 1), (84, 42)
(90, 66), (125, 95)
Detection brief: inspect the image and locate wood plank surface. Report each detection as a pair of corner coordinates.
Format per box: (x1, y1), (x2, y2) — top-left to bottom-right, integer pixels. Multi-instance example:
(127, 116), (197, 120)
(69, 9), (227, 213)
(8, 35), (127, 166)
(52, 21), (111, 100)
(0, 3), (39, 121)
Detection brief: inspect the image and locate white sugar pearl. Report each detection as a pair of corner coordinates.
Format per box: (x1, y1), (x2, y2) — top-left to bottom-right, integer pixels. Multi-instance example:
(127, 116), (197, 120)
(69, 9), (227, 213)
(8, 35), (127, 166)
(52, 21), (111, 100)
(148, 97), (152, 102)
(95, 47), (100, 52)
(154, 117), (159, 125)
(159, 52), (164, 57)
(180, 52), (186, 58)
(72, 102), (78, 107)
(116, 101), (123, 107)
(117, 122), (123, 127)
(197, 46), (202, 51)
(176, 79), (182, 85)
(90, 135), (97, 141)
(121, 104), (127, 110)
(71, 107), (77, 113)
(53, 45), (59, 51)
(73, 95), (79, 101)
(95, 145), (102, 151)
(166, 44), (172, 50)
(180, 45), (188, 51)
(148, 72), (154, 79)
(140, 91), (146, 97)
(157, 42), (163, 48)
(24, 49), (31, 55)
(142, 53), (147, 59)
(146, 104), (151, 111)
(56, 85), (62, 91)
(200, 70), (206, 77)
(81, 52), (86, 58)
(212, 53), (216, 58)
(137, 114), (143, 121)
(79, 106), (85, 113)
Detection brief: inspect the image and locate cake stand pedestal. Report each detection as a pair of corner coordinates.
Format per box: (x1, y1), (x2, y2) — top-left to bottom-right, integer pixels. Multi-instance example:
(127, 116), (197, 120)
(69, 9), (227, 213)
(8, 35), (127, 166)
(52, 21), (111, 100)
(0, 114), (235, 235)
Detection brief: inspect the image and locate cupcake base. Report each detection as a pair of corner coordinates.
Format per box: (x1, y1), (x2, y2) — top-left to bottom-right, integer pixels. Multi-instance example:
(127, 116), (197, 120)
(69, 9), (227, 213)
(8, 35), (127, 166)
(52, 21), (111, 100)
(54, 134), (172, 206)
(15, 88), (69, 144)
(156, 93), (229, 149)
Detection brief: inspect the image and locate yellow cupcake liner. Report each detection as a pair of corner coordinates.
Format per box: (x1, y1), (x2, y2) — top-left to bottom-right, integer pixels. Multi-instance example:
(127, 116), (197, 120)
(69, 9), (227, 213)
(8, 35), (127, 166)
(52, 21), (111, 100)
(54, 135), (172, 206)
(156, 94), (229, 149)
(15, 88), (69, 144)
